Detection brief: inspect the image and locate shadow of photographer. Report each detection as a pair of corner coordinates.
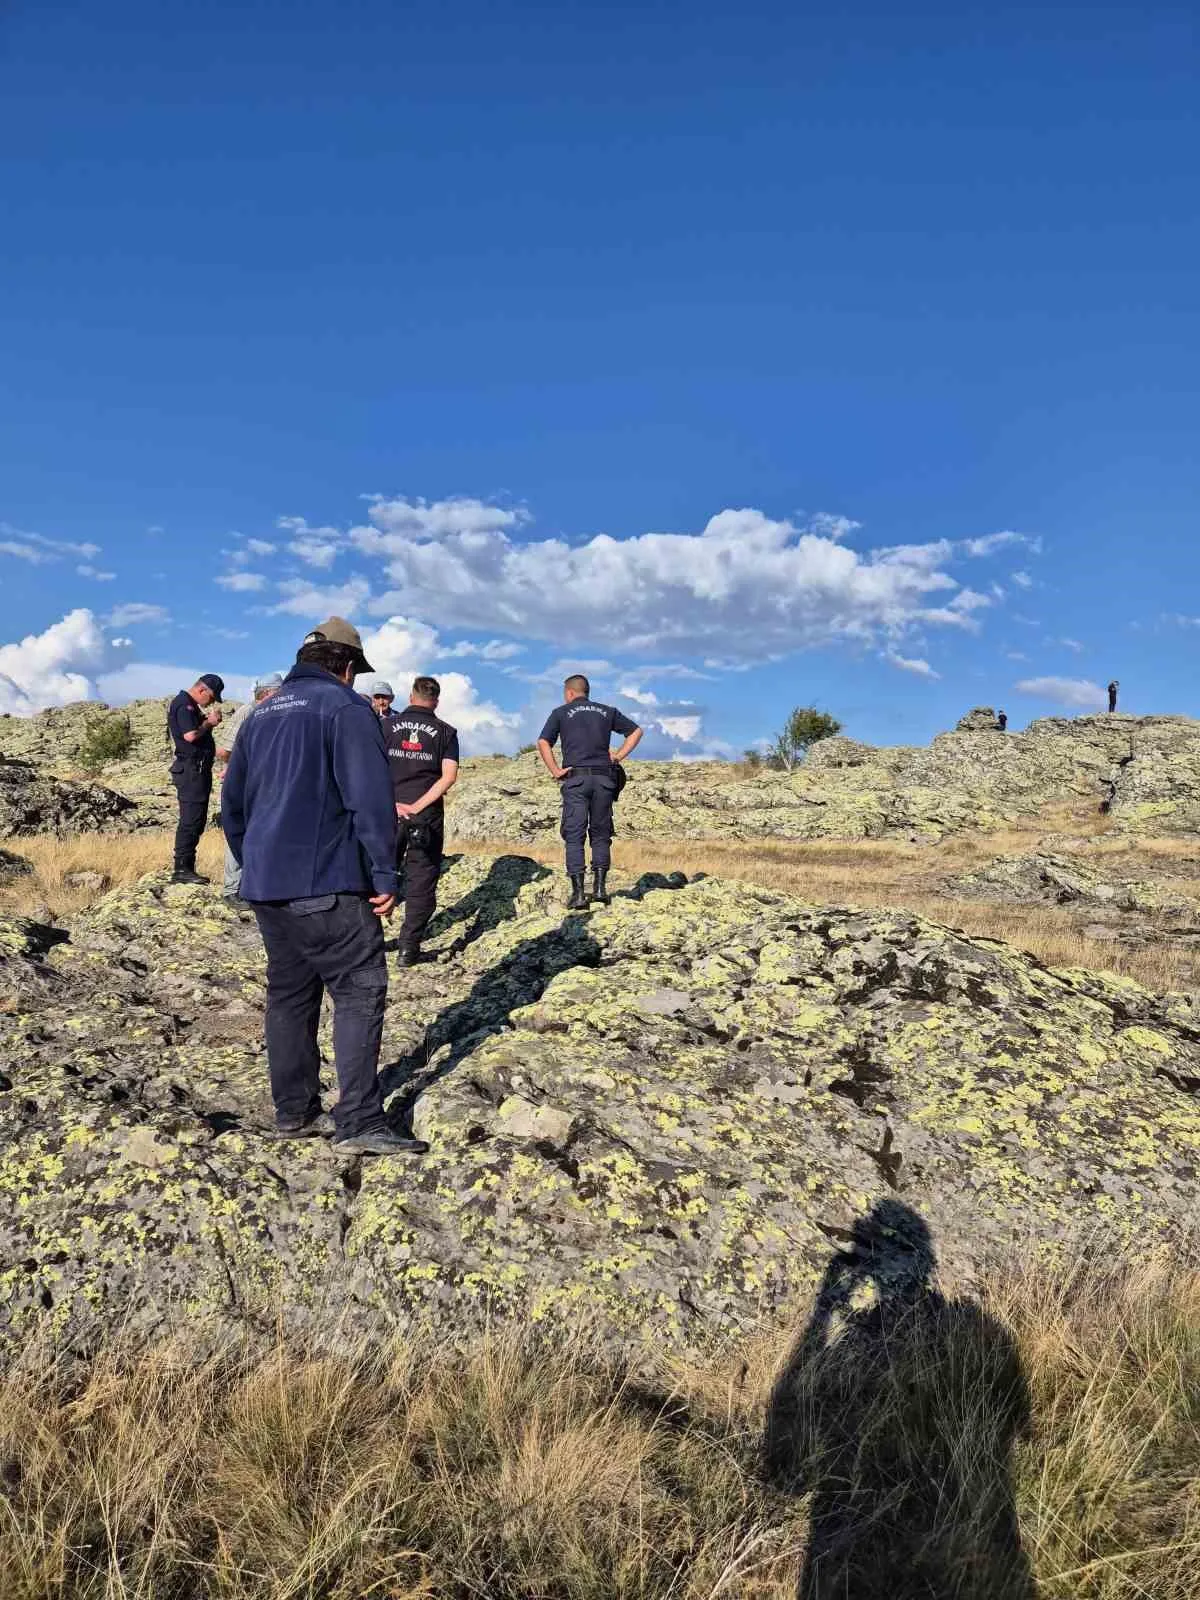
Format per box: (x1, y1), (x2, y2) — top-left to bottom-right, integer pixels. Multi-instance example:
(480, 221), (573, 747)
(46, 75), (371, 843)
(764, 1199), (1035, 1600)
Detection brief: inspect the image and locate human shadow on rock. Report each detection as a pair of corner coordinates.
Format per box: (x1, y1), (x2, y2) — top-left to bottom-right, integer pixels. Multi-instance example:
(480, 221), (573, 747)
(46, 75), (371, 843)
(381, 919), (602, 1125)
(764, 1200), (1035, 1600)
(417, 853), (553, 957)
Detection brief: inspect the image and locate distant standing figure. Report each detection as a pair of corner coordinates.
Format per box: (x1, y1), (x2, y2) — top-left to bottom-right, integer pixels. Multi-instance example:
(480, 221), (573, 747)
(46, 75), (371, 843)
(537, 674), (643, 909)
(1108, 680), (1119, 713)
(167, 674), (225, 884)
(996, 711), (1008, 732)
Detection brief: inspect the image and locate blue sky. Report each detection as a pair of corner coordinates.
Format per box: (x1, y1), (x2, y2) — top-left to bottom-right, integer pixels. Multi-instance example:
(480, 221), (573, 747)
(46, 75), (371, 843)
(1, 0), (1196, 753)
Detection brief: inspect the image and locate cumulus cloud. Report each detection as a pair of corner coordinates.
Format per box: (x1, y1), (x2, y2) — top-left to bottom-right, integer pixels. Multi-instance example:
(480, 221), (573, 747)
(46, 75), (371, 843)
(272, 575), (373, 616)
(1011, 571), (1034, 589)
(0, 609), (133, 714)
(107, 602), (171, 628)
(96, 662), (254, 705)
(77, 564), (116, 581)
(0, 523), (102, 565)
(962, 531), (1040, 558)
(277, 516), (341, 569)
(338, 503), (1015, 661)
(885, 652), (940, 680)
(1015, 675), (1105, 710)
(358, 616), (520, 754)
(216, 572), (269, 593)
(444, 638), (526, 662)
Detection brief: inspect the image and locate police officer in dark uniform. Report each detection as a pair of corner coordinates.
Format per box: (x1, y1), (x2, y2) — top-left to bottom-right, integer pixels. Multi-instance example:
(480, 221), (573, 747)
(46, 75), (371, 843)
(167, 673), (224, 883)
(382, 675), (460, 966)
(222, 616), (427, 1158)
(537, 674), (643, 908)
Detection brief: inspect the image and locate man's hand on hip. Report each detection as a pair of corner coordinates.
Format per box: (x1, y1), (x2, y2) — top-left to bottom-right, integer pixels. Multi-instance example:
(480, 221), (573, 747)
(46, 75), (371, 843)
(369, 893), (396, 919)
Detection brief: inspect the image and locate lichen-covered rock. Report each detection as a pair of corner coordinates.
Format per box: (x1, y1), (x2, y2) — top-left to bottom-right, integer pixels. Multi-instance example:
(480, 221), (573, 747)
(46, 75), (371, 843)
(955, 707), (1000, 732)
(0, 846), (32, 880)
(946, 852), (1195, 917)
(2, 853), (1198, 1355)
(0, 754), (137, 837)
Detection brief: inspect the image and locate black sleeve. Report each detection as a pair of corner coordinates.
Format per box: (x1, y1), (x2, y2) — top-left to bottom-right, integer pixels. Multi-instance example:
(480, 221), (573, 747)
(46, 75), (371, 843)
(538, 707), (562, 745)
(169, 695), (201, 743)
(443, 726), (460, 764)
(611, 707), (639, 737)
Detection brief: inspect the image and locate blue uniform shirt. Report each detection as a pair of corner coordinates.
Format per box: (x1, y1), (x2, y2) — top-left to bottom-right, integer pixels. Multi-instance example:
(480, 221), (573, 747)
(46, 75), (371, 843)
(167, 689), (215, 762)
(539, 697), (639, 767)
(222, 664), (398, 902)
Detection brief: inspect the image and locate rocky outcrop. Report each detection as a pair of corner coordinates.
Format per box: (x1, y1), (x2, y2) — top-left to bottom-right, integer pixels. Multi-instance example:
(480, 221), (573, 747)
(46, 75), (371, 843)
(2, 854), (1198, 1355)
(946, 852), (1194, 917)
(955, 707), (1001, 732)
(0, 754), (137, 837)
(4, 701), (1200, 843)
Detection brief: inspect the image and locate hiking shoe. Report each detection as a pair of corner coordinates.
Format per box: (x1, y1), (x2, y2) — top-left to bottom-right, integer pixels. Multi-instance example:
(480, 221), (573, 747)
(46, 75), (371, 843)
(396, 943), (421, 968)
(271, 1111), (336, 1139)
(332, 1128), (429, 1157)
(171, 870), (209, 886)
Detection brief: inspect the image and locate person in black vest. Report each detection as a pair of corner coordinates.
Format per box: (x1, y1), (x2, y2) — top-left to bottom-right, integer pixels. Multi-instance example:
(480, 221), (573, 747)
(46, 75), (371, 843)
(383, 676), (460, 966)
(996, 710), (1008, 732)
(167, 673), (224, 884)
(1108, 680), (1119, 713)
(537, 673), (643, 908)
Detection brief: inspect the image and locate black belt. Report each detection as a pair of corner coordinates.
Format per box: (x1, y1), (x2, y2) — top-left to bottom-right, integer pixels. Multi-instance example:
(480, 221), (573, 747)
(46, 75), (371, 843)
(573, 764), (613, 773)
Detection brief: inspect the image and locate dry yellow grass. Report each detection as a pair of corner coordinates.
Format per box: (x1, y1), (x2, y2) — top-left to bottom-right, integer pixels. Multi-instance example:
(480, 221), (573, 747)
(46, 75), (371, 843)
(0, 830), (224, 921)
(0, 1257), (1196, 1597)
(3, 824), (1198, 991)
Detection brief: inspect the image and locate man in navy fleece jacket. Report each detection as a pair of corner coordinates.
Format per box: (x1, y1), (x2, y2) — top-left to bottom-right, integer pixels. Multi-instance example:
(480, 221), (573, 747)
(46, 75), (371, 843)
(223, 616), (427, 1159)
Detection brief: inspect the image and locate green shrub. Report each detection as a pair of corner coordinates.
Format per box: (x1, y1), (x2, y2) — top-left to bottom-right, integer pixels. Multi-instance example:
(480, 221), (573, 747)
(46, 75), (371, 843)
(77, 713), (134, 774)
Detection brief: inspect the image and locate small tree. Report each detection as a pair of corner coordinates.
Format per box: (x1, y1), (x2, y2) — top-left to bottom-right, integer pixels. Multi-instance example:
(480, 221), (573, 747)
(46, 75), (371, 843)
(77, 712), (134, 775)
(767, 705), (842, 771)
(741, 747), (763, 768)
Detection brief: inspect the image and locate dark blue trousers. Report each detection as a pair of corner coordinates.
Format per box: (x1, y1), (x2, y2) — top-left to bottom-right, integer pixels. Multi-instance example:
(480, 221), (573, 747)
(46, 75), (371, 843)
(171, 755), (213, 873)
(251, 892), (389, 1135)
(560, 770), (616, 874)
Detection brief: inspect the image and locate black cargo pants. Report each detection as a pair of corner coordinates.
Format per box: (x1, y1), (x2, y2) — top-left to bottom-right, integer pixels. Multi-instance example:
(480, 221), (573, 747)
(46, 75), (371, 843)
(560, 768), (617, 874)
(170, 753), (213, 873)
(252, 892), (389, 1136)
(398, 815), (444, 946)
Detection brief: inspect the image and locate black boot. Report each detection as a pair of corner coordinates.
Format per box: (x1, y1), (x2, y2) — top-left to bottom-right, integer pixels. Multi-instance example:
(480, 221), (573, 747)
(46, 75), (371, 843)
(591, 866), (610, 905)
(567, 873), (588, 910)
(396, 941), (420, 968)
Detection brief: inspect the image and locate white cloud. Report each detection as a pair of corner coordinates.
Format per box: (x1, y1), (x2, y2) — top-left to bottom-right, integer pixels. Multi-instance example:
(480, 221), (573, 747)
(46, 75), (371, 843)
(335, 502), (1007, 661)
(77, 564), (117, 581)
(359, 615), (520, 754)
(0, 609), (133, 714)
(107, 602), (171, 628)
(1005, 650), (1029, 662)
(1058, 638), (1084, 654)
(1011, 571), (1034, 589)
(97, 662), (254, 705)
(216, 572), (269, 593)
(245, 537), (277, 557)
(223, 535), (278, 569)
(272, 575), (373, 616)
(658, 714), (703, 741)
(277, 516), (341, 569)
(963, 531), (1040, 558)
(1014, 675), (1105, 710)
(445, 638), (526, 662)
(0, 523), (102, 565)
(885, 652), (940, 680)
(358, 495), (529, 542)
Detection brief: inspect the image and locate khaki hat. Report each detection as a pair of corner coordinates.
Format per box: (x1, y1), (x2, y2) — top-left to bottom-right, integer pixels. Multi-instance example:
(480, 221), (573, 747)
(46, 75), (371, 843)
(302, 616), (374, 674)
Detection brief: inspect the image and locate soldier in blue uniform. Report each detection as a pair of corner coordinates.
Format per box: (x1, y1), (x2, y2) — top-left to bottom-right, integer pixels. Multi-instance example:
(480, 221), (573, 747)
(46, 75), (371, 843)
(381, 676), (460, 966)
(166, 673), (224, 883)
(537, 674), (643, 908)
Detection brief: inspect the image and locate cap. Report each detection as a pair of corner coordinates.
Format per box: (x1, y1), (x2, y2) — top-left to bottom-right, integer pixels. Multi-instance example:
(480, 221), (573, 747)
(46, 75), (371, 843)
(302, 616), (374, 674)
(371, 681), (395, 699)
(253, 672), (285, 693)
(197, 673), (225, 702)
